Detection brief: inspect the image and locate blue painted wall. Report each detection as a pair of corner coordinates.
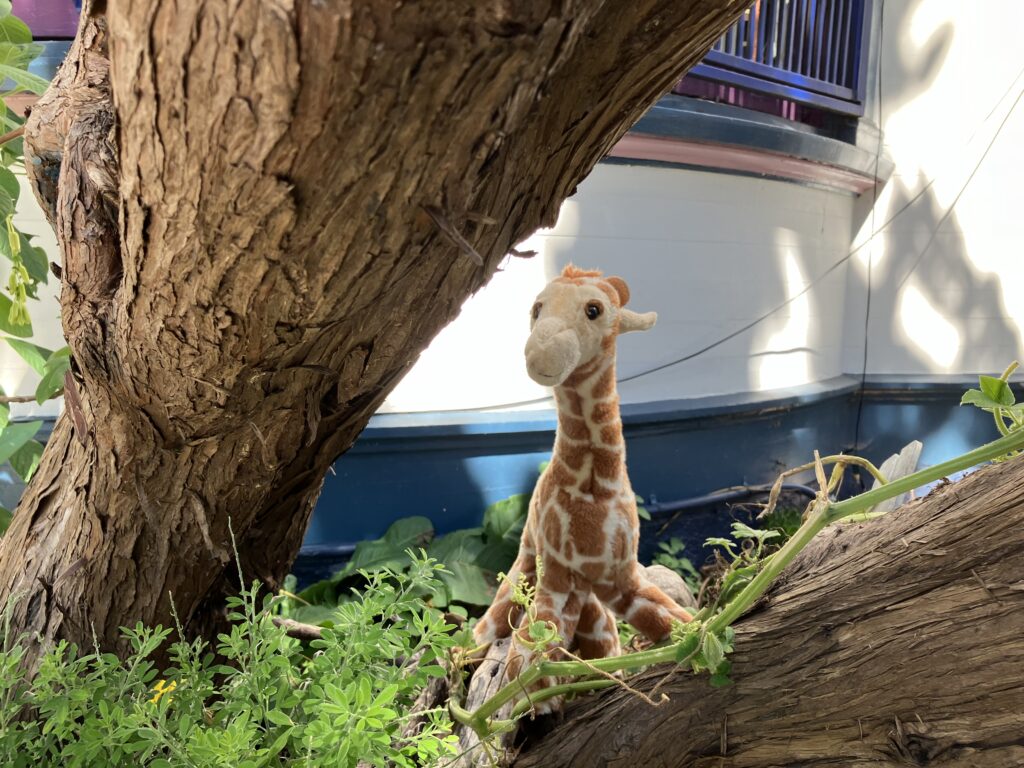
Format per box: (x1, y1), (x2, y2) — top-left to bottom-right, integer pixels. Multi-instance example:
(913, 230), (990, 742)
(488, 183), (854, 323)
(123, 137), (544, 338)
(294, 376), (996, 584)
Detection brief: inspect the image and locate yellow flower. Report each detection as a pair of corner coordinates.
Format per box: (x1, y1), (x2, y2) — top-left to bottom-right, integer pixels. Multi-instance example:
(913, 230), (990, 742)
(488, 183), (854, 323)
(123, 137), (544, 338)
(149, 679), (178, 704)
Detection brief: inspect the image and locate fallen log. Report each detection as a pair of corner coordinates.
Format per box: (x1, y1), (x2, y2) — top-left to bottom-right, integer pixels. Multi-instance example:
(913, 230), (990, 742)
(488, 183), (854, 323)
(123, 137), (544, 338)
(513, 457), (1024, 767)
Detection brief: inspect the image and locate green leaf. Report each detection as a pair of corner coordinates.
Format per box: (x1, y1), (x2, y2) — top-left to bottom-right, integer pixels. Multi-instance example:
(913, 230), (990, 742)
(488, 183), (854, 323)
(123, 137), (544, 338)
(427, 528), (485, 565)
(5, 337), (51, 374)
(382, 515), (435, 548)
(0, 2), (11, 20)
(0, 419), (41, 465)
(0, 14), (32, 45)
(18, 233), (48, 285)
(703, 537), (734, 548)
(979, 375), (1015, 406)
(482, 494), (529, 548)
(0, 295), (30, 337)
(701, 631), (725, 672)
(730, 522), (780, 542)
(0, 506), (9, 536)
(9, 438), (41, 481)
(35, 348), (69, 404)
(0, 64), (47, 94)
(439, 561), (494, 606)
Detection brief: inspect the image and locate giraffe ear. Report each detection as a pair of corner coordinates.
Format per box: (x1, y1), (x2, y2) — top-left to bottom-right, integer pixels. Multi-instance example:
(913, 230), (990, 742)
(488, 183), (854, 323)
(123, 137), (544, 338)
(620, 309), (657, 333)
(605, 276), (630, 307)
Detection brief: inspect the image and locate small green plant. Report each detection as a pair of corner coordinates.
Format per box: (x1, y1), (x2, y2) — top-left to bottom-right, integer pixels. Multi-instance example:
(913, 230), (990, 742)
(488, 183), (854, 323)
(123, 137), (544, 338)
(961, 361), (1022, 460)
(283, 485), (533, 626)
(0, 4), (72, 517)
(651, 537), (700, 594)
(0, 551), (460, 767)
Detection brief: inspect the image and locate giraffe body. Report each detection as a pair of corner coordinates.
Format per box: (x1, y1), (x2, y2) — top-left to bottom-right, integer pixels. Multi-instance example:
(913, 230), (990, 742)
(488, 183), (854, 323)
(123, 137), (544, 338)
(473, 266), (692, 709)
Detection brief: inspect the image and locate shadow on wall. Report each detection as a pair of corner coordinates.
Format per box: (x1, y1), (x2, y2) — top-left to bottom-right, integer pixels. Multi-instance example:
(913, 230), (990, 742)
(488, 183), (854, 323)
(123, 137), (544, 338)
(847, 1), (1024, 380)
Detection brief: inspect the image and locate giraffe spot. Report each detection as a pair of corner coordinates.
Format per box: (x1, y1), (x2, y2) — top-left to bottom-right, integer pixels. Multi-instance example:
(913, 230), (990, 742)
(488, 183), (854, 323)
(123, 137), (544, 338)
(542, 557), (574, 593)
(550, 458), (576, 487)
(629, 603), (673, 641)
(543, 511), (562, 551)
(580, 561), (606, 583)
(612, 528), (629, 561)
(591, 368), (615, 399)
(591, 482), (616, 500)
(576, 597), (600, 635)
(601, 332), (616, 353)
(591, 401), (617, 424)
(600, 425), (622, 445)
(560, 443), (586, 471)
(567, 497), (607, 557)
(592, 447), (621, 479)
(559, 413), (590, 441)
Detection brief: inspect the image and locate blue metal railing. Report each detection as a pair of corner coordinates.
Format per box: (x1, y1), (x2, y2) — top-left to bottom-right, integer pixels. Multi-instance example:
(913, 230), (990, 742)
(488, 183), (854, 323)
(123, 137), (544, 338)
(689, 0), (870, 116)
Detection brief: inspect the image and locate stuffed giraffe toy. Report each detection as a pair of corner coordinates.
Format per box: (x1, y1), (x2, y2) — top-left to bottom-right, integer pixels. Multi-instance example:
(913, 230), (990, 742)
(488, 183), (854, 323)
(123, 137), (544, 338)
(473, 265), (693, 708)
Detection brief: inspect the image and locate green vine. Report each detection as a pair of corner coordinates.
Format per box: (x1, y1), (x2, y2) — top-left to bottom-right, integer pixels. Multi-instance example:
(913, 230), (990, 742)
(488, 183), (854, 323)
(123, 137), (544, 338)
(451, 426), (1024, 737)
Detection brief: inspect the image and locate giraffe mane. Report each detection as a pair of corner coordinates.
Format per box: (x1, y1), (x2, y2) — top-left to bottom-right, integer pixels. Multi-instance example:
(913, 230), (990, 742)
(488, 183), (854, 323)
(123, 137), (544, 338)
(560, 264), (603, 280)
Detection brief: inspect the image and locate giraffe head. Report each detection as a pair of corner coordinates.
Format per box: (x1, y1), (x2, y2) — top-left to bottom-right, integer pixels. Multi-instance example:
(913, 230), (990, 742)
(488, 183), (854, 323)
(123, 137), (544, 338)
(525, 265), (656, 387)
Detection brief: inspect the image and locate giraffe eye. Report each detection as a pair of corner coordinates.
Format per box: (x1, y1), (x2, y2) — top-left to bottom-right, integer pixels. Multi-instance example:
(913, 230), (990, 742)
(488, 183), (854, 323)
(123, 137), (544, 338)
(585, 302), (602, 320)
(531, 302), (542, 320)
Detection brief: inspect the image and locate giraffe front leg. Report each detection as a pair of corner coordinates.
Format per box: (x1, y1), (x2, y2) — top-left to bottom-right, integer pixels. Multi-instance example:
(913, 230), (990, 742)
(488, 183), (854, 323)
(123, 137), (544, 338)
(602, 563), (693, 642)
(506, 563), (584, 714)
(574, 592), (621, 661)
(472, 535), (537, 648)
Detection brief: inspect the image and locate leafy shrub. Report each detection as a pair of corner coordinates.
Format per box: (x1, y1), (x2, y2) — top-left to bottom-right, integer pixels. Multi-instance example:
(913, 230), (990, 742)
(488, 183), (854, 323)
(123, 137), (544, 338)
(285, 494), (529, 625)
(0, 553), (459, 767)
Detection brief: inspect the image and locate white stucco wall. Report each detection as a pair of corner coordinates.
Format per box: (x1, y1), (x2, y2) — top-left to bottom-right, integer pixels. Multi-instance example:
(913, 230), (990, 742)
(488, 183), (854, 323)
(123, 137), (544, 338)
(2, 173), (63, 419)
(844, 0), (1024, 377)
(381, 163), (856, 412)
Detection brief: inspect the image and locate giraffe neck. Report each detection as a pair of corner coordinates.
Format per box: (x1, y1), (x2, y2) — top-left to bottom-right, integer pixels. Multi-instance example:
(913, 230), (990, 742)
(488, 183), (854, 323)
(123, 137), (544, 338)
(550, 354), (625, 496)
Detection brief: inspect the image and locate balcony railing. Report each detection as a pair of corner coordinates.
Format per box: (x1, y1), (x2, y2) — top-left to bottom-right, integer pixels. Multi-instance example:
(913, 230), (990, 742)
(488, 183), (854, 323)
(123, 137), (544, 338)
(687, 0), (870, 116)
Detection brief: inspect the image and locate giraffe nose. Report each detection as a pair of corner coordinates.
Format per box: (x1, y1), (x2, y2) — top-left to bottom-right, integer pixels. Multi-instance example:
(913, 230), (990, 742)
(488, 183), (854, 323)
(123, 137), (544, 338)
(525, 323), (580, 386)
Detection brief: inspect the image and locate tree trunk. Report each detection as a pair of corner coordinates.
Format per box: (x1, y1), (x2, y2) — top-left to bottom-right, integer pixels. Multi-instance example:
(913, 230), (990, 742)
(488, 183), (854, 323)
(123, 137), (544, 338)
(0, 0), (750, 662)
(513, 458), (1024, 768)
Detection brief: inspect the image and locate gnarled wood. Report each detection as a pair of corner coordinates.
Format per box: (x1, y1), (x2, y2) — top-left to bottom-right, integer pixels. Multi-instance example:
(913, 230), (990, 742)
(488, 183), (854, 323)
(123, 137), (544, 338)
(514, 458), (1024, 768)
(0, 0), (749, 663)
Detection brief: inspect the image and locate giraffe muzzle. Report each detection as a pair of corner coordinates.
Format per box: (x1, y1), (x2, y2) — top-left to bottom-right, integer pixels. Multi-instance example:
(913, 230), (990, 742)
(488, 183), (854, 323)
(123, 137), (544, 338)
(525, 321), (581, 387)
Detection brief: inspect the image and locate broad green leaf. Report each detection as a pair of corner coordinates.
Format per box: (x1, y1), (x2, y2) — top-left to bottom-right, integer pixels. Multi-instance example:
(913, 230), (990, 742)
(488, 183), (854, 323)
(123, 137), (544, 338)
(979, 375), (1015, 406)
(0, 383), (7, 427)
(382, 515), (434, 547)
(0, 419), (41, 464)
(284, 604), (338, 627)
(18, 233), (48, 285)
(0, 506), (9, 536)
(960, 388), (1005, 411)
(439, 561), (494, 606)
(344, 539), (410, 575)
(0, 62), (48, 94)
(0, 2), (11, 20)
(427, 527), (485, 565)
(35, 348), (69, 403)
(0, 14), (31, 45)
(482, 493), (528, 548)
(9, 438), (41, 481)
(5, 338), (51, 374)
(0, 165), (17, 204)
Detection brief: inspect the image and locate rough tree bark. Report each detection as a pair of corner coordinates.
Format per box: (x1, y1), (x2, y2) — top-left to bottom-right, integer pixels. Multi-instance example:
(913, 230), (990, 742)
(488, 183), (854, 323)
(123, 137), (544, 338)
(512, 458), (1024, 768)
(0, 0), (750, 661)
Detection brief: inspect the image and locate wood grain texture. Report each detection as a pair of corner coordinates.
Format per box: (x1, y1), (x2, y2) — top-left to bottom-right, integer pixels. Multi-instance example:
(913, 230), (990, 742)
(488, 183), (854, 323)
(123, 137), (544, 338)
(0, 0), (751, 663)
(514, 458), (1024, 767)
